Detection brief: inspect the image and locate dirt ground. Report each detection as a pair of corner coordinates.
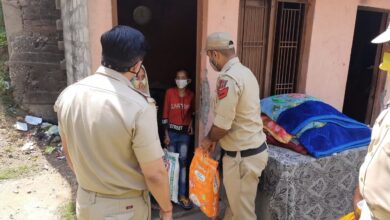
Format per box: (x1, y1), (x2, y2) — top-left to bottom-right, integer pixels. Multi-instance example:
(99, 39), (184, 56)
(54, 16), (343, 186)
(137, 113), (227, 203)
(0, 102), (77, 220)
(0, 98), (210, 220)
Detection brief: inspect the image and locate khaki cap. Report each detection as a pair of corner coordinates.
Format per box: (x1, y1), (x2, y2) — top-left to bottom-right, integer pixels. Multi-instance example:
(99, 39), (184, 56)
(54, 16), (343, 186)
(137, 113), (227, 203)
(206, 32), (235, 50)
(372, 23), (390, 44)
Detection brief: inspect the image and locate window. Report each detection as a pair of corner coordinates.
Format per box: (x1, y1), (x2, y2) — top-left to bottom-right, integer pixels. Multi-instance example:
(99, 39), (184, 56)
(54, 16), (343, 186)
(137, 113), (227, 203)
(238, 0), (306, 97)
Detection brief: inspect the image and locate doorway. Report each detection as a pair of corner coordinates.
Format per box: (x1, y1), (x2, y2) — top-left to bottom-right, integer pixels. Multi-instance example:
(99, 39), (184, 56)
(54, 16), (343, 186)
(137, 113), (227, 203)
(343, 9), (387, 124)
(117, 0), (197, 89)
(117, 0), (197, 144)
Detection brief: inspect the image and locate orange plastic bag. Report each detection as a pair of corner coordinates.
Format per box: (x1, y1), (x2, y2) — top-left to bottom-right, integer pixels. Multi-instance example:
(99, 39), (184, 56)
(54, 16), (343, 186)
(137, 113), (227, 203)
(339, 202), (361, 220)
(189, 148), (220, 218)
(339, 212), (357, 220)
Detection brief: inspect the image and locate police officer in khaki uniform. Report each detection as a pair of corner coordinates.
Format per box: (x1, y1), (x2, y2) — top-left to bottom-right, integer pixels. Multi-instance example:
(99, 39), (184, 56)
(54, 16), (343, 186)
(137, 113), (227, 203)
(201, 32), (268, 220)
(353, 24), (390, 220)
(55, 26), (172, 220)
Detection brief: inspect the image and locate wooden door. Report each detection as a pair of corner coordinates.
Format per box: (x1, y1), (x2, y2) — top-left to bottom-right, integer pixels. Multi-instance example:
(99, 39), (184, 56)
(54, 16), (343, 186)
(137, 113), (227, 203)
(237, 0), (270, 98)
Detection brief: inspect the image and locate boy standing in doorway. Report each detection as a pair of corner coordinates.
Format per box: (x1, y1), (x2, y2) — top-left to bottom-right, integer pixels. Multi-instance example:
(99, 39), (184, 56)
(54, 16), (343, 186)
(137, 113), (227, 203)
(162, 69), (194, 210)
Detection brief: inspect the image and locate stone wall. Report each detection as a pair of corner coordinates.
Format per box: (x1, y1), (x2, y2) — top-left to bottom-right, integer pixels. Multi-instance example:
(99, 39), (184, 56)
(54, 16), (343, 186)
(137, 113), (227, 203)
(1, 0), (66, 121)
(60, 0), (91, 85)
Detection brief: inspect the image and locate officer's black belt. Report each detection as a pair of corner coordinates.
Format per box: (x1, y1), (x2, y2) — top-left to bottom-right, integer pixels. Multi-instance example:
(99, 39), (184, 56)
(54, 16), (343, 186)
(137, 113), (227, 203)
(225, 142), (267, 158)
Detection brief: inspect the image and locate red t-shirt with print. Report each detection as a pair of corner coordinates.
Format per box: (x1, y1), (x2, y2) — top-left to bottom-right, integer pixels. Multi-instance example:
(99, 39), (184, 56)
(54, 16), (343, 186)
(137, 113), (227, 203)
(162, 88), (194, 133)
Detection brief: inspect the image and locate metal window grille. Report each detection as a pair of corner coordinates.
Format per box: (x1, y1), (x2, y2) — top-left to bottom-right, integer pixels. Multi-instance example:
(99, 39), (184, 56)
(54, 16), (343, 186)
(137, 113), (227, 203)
(271, 2), (305, 95)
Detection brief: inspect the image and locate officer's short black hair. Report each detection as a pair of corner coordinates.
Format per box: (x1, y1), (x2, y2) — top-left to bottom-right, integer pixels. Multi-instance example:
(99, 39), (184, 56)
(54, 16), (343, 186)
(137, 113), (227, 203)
(101, 25), (149, 72)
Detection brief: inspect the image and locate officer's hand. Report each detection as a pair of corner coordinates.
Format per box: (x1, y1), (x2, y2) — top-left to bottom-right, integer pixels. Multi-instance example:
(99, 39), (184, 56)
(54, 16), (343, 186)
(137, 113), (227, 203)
(352, 186), (362, 219)
(164, 135), (170, 147)
(159, 210), (173, 220)
(201, 137), (216, 153)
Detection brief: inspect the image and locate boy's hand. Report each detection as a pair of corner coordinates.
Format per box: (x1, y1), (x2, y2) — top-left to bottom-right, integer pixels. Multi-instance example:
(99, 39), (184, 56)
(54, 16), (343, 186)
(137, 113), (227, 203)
(164, 135), (170, 147)
(188, 126), (194, 135)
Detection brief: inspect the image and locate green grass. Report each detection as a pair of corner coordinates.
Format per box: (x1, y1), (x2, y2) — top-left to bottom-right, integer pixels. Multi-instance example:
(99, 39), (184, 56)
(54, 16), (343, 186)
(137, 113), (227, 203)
(59, 201), (76, 220)
(0, 31), (6, 48)
(4, 146), (14, 153)
(0, 165), (29, 180)
(0, 60), (8, 93)
(0, 58), (16, 115)
(44, 146), (56, 155)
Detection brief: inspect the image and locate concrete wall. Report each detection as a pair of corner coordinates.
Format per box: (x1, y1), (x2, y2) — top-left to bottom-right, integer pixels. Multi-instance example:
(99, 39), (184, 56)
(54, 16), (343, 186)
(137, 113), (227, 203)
(60, 0), (114, 83)
(2, 0), (66, 120)
(304, 0), (390, 110)
(60, 0), (91, 84)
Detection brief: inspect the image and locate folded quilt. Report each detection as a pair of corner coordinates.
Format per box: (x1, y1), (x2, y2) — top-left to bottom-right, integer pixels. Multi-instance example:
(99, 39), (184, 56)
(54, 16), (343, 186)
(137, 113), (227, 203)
(260, 93), (319, 121)
(277, 101), (371, 158)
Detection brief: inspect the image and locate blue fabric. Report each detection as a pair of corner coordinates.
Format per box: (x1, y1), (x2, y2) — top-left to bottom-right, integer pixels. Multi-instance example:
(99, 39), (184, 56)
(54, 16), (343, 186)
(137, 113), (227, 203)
(260, 93), (319, 121)
(277, 101), (369, 134)
(299, 123), (371, 158)
(167, 131), (190, 196)
(277, 101), (371, 158)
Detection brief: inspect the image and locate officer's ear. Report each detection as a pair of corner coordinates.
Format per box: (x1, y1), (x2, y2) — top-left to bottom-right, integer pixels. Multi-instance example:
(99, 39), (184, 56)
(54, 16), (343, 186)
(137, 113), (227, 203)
(212, 50), (218, 58)
(213, 50), (224, 62)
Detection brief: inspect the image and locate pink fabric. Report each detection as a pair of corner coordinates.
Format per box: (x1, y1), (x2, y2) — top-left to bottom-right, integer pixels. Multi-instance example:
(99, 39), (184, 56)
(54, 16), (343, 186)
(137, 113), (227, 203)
(261, 115), (292, 144)
(266, 134), (308, 155)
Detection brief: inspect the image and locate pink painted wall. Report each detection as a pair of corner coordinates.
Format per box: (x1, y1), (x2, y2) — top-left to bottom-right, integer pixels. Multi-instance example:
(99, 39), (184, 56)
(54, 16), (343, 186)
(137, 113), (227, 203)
(304, 0), (359, 110)
(305, 0), (390, 110)
(359, 0), (390, 9)
(87, 0), (115, 73)
(198, 0), (240, 138)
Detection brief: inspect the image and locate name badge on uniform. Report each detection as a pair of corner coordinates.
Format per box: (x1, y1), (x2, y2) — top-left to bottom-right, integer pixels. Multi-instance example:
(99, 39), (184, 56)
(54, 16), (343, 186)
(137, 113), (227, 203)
(217, 79), (229, 100)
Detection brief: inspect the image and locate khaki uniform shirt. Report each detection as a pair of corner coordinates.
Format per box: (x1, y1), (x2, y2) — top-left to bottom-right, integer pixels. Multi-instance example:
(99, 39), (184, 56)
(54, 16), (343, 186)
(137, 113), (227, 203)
(213, 57), (266, 151)
(54, 66), (164, 197)
(359, 107), (390, 219)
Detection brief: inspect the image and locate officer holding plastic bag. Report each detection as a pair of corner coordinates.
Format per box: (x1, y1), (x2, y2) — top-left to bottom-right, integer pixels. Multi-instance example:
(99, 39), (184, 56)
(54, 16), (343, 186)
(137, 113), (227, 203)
(201, 32), (269, 220)
(352, 24), (390, 220)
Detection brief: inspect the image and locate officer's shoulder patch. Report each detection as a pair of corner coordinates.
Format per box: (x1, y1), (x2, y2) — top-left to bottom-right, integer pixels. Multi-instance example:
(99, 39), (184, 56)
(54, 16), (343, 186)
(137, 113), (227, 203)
(217, 79), (229, 100)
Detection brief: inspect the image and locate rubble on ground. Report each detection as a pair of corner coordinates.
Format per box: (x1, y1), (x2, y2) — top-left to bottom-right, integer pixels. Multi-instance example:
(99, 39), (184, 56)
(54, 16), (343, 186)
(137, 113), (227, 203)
(13, 115), (64, 160)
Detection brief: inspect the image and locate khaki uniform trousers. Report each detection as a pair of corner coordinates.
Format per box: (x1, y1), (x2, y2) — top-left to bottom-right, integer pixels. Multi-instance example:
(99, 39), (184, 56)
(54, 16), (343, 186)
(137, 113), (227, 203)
(76, 186), (151, 220)
(222, 150), (268, 220)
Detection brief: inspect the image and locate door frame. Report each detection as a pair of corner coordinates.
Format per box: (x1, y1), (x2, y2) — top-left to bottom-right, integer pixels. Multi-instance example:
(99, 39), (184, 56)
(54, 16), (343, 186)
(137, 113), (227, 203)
(195, 0), (208, 146)
(365, 10), (389, 125)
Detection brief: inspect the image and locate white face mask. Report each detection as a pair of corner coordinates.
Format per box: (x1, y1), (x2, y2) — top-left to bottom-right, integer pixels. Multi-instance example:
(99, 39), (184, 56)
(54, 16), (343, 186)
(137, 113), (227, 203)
(209, 58), (220, 72)
(176, 79), (188, 89)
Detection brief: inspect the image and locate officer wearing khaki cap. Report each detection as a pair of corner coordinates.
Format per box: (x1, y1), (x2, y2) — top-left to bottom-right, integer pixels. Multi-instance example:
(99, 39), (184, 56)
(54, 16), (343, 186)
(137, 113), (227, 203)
(352, 24), (390, 220)
(201, 32), (268, 220)
(54, 26), (172, 220)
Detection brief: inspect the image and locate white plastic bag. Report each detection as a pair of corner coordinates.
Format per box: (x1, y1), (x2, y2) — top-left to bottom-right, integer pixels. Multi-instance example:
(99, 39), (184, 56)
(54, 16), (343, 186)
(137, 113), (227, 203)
(163, 150), (180, 203)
